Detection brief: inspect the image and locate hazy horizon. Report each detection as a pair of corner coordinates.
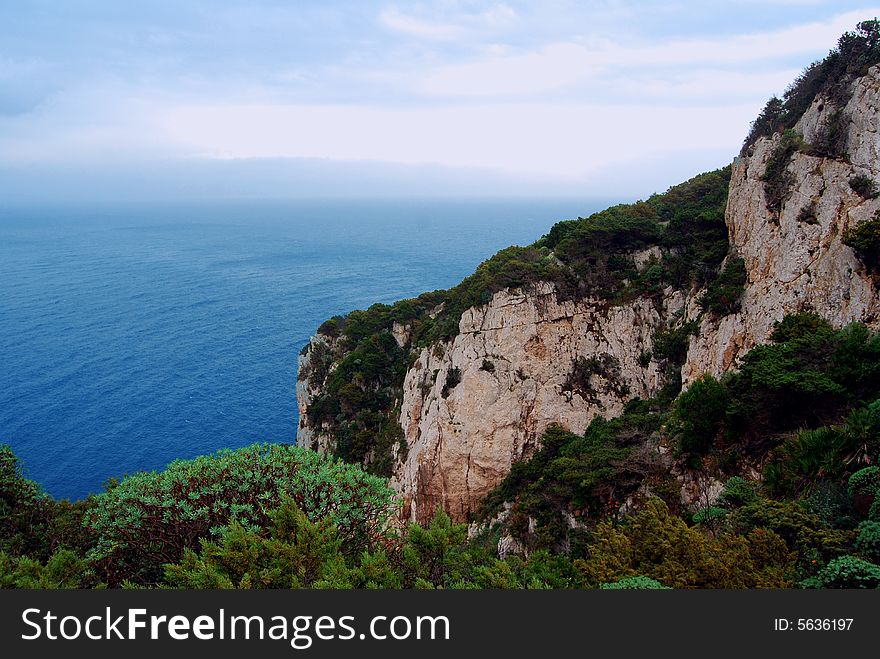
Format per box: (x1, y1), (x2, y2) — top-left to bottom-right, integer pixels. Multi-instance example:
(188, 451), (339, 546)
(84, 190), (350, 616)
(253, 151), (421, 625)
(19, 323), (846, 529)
(3, 1), (880, 201)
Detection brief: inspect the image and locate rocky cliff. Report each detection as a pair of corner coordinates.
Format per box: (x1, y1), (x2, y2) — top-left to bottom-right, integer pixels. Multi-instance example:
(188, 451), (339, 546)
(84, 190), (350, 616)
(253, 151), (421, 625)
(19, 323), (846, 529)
(298, 62), (880, 525)
(685, 66), (880, 383)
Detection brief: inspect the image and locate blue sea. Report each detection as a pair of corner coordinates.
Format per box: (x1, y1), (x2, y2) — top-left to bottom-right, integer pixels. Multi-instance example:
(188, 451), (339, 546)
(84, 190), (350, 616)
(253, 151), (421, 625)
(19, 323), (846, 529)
(0, 198), (609, 500)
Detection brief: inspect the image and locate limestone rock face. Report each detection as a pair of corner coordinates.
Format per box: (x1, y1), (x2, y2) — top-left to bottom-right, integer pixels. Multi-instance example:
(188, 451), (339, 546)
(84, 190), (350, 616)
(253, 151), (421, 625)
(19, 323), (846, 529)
(390, 282), (682, 523)
(296, 336), (335, 454)
(684, 66), (880, 383)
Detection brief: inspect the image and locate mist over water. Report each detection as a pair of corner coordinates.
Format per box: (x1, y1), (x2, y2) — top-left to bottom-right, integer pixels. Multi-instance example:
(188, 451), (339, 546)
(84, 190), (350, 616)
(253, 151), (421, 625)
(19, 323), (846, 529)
(0, 198), (610, 500)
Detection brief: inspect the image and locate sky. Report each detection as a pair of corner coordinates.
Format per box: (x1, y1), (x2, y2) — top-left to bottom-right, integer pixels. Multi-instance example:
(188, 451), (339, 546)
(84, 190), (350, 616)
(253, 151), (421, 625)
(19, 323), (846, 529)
(1, 0), (880, 201)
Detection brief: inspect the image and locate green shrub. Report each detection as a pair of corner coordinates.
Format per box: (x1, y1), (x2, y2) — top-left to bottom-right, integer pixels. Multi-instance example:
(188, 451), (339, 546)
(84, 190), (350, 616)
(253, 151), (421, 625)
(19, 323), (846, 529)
(716, 477), (760, 509)
(86, 444), (397, 586)
(0, 548), (92, 589)
(854, 520), (880, 562)
(673, 375), (728, 456)
(652, 322), (698, 364)
(764, 405), (879, 497)
(744, 20), (880, 150)
(849, 174), (879, 199)
(770, 312), (832, 343)
(801, 555), (880, 588)
(811, 109), (850, 160)
(163, 501), (354, 589)
(600, 575), (670, 589)
(402, 509), (468, 588)
(575, 499), (793, 588)
(441, 367), (462, 398)
(849, 466), (880, 496)
(842, 211), (880, 270)
(761, 129), (803, 218)
(699, 257), (747, 316)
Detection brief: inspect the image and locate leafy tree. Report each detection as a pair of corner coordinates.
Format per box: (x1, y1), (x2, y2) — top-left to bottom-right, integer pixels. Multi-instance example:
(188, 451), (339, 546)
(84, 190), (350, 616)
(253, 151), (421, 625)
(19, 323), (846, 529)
(672, 375), (728, 456)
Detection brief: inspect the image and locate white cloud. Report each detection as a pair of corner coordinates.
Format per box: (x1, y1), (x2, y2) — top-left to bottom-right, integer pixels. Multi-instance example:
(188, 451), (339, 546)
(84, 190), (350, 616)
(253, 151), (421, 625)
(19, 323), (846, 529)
(378, 3), (517, 40)
(379, 8), (464, 39)
(158, 101), (759, 180)
(418, 8), (880, 97)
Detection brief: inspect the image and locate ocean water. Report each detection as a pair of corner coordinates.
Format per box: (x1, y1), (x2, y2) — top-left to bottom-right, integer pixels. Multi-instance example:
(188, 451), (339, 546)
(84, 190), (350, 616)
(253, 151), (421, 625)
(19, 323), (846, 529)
(0, 198), (609, 500)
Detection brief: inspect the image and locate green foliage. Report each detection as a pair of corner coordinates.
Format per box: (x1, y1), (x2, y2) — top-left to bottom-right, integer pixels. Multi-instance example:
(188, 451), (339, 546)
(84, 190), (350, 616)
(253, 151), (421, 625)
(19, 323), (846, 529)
(480, 359), (495, 373)
(575, 499), (794, 588)
(698, 257), (747, 316)
(770, 312), (832, 343)
(0, 445), (93, 562)
(402, 509), (468, 587)
(86, 444), (397, 586)
(764, 405), (880, 497)
(849, 174), (879, 199)
(163, 501), (354, 589)
(811, 109), (850, 160)
(600, 575), (670, 589)
(842, 211), (880, 270)
(724, 317), (880, 458)
(562, 353), (625, 402)
(0, 548), (92, 589)
(482, 409), (663, 551)
(801, 555), (880, 588)
(744, 20), (880, 150)
(854, 520), (880, 562)
(761, 129), (803, 218)
(651, 321), (698, 364)
(728, 498), (852, 567)
(672, 375), (728, 456)
(849, 466), (880, 496)
(716, 477), (760, 509)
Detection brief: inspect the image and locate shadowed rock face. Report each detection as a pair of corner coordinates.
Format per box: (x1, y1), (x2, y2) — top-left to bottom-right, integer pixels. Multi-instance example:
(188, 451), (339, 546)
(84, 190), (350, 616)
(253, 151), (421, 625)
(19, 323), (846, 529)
(299, 68), (880, 525)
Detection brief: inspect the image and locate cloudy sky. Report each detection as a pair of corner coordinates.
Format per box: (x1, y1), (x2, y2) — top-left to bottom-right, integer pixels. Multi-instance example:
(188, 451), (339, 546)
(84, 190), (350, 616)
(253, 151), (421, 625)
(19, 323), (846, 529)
(1, 0), (879, 200)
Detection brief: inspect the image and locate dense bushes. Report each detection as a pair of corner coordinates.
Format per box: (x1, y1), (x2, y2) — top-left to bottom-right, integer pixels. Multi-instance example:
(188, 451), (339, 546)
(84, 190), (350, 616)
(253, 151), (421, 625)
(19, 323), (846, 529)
(575, 498), (794, 588)
(85, 444), (397, 585)
(5, 310), (880, 591)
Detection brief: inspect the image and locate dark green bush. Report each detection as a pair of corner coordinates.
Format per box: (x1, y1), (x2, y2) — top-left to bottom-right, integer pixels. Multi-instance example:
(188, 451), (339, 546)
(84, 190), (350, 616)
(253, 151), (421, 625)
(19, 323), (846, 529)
(854, 520), (880, 562)
(673, 375), (728, 456)
(441, 367), (462, 398)
(843, 211), (880, 270)
(163, 501), (354, 589)
(849, 174), (879, 199)
(699, 257), (747, 316)
(652, 322), (698, 364)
